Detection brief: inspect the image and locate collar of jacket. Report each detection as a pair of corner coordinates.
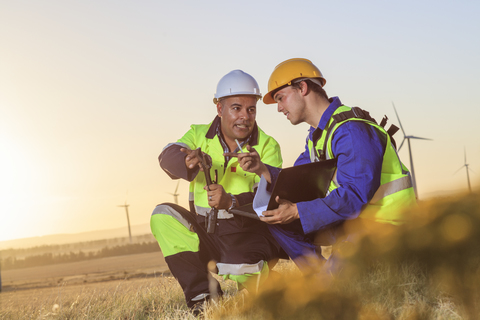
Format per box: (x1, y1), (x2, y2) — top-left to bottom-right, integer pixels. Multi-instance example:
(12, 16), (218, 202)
(205, 115), (259, 146)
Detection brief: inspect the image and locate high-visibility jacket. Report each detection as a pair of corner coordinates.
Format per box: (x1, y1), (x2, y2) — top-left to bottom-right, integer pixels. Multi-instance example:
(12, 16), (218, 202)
(171, 117), (283, 218)
(308, 105), (416, 225)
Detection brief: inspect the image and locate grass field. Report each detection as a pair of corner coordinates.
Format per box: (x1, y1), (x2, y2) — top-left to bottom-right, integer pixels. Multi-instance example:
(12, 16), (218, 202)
(1, 192), (479, 319)
(0, 250), (241, 319)
(0, 258), (469, 320)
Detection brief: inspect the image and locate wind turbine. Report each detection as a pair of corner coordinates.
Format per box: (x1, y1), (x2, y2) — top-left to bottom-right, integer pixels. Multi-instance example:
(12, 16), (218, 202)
(168, 180), (180, 204)
(118, 200), (133, 244)
(454, 147), (473, 193)
(392, 102), (432, 199)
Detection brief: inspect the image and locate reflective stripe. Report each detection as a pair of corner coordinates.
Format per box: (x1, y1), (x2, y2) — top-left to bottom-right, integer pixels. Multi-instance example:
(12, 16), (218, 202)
(310, 146), (317, 162)
(150, 213), (199, 257)
(195, 205), (234, 219)
(162, 142), (190, 153)
(370, 175), (413, 204)
(331, 169), (339, 188)
(221, 261), (269, 292)
(151, 204), (190, 229)
(253, 182), (259, 190)
(189, 191), (194, 202)
(191, 293), (210, 302)
(217, 260), (264, 276)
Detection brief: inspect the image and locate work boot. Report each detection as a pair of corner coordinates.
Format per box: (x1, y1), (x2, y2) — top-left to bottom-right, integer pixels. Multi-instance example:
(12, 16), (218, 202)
(190, 301), (204, 317)
(189, 293), (210, 317)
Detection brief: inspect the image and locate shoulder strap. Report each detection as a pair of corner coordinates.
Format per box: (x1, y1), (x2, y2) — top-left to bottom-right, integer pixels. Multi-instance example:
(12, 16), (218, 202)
(318, 107), (402, 160)
(320, 107), (379, 160)
(378, 115), (400, 149)
(332, 106), (378, 124)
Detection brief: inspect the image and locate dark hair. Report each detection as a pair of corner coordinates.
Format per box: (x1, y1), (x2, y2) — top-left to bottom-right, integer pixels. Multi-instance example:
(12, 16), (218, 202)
(291, 79), (328, 100)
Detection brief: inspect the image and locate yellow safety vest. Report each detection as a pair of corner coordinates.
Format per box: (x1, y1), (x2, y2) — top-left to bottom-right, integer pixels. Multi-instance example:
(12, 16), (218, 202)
(176, 119), (283, 219)
(307, 105), (416, 225)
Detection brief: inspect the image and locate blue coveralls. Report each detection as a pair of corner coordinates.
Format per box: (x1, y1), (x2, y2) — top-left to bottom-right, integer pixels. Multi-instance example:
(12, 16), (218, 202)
(265, 97), (387, 271)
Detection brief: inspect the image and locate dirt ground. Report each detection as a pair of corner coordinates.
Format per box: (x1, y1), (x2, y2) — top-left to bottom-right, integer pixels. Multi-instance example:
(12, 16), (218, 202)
(1, 252), (170, 309)
(1, 252), (168, 291)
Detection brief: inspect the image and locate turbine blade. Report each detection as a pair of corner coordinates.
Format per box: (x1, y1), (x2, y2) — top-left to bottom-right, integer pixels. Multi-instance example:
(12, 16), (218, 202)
(392, 102), (406, 136)
(398, 137), (406, 151)
(175, 180), (180, 194)
(453, 165), (464, 175)
(408, 136), (433, 141)
(464, 147), (467, 165)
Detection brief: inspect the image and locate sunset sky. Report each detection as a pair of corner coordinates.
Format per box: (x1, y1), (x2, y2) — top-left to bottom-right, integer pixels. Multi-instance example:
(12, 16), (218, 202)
(1, 1), (479, 243)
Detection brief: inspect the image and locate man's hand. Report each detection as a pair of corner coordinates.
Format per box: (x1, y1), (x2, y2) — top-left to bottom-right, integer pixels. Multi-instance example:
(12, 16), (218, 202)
(204, 184), (232, 210)
(223, 145), (271, 182)
(181, 148), (204, 171)
(260, 196), (299, 224)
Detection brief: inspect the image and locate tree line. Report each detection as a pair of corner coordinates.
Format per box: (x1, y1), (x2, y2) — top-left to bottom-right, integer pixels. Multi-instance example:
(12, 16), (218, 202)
(1, 241), (160, 270)
(1, 234), (155, 259)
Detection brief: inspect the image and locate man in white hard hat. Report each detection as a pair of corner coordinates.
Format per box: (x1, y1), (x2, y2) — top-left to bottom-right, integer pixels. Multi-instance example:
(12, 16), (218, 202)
(236, 58), (416, 272)
(150, 70), (284, 314)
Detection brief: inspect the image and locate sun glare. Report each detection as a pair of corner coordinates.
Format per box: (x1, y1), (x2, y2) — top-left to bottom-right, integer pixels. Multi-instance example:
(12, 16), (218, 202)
(0, 134), (45, 241)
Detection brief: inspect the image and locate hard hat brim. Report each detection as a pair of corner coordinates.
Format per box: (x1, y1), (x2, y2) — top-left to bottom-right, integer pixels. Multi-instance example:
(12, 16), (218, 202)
(214, 93), (262, 104)
(263, 92), (276, 105)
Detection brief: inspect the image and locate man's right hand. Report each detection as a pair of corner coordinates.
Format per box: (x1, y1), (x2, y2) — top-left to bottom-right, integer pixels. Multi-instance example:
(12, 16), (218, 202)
(180, 148), (204, 171)
(260, 196), (299, 224)
(224, 145), (271, 182)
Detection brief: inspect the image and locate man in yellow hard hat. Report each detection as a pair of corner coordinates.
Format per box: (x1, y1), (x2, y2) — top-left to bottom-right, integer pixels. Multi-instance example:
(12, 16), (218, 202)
(236, 58), (416, 272)
(150, 70), (284, 314)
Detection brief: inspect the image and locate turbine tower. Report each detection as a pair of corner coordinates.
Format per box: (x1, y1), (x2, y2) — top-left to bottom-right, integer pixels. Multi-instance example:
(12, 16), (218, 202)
(118, 201), (132, 244)
(454, 147), (473, 193)
(168, 181), (180, 204)
(392, 102), (432, 199)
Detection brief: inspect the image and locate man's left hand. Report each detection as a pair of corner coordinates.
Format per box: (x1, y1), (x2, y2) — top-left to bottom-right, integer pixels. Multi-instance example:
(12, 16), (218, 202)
(204, 184), (231, 210)
(260, 196), (299, 224)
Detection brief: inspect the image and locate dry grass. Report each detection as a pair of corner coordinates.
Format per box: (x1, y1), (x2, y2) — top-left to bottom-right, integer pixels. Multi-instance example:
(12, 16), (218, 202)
(0, 273), (239, 319)
(212, 192), (480, 320)
(2, 192), (479, 319)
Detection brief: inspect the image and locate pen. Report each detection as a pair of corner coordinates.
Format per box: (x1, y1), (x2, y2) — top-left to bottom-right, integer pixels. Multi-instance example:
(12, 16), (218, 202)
(235, 139), (243, 153)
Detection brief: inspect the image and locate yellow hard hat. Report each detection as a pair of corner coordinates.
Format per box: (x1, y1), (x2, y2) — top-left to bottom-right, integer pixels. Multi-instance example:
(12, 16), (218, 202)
(263, 58), (326, 104)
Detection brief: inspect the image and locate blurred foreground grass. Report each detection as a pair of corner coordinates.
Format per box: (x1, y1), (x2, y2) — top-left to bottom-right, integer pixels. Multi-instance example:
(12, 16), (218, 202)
(226, 192), (480, 320)
(1, 192), (479, 319)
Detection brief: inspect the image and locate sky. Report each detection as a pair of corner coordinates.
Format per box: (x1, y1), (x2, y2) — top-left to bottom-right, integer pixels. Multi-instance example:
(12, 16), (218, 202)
(1, 0), (479, 243)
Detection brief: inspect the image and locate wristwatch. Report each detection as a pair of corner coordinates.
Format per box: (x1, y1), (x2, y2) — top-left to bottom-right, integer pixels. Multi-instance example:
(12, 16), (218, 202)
(228, 194), (236, 211)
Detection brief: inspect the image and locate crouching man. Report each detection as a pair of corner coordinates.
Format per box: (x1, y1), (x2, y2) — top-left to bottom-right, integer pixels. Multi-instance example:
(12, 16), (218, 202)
(150, 70), (284, 314)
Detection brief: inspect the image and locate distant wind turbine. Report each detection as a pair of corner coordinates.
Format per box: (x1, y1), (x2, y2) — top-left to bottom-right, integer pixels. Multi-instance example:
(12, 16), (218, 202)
(392, 102), (432, 199)
(454, 147), (474, 193)
(167, 181), (180, 204)
(117, 200), (133, 244)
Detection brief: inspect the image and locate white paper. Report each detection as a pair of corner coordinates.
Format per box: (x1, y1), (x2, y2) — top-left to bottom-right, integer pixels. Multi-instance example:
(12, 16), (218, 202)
(253, 176), (272, 217)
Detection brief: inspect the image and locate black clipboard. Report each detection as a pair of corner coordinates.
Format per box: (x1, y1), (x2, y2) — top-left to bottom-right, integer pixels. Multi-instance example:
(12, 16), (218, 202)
(230, 158), (337, 219)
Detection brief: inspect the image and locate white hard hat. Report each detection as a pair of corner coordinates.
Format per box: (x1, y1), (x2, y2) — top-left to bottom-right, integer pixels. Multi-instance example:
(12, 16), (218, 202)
(213, 70), (262, 104)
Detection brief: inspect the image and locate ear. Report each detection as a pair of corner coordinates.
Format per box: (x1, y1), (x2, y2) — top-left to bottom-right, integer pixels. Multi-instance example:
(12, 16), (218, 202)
(216, 102), (223, 117)
(299, 81), (309, 97)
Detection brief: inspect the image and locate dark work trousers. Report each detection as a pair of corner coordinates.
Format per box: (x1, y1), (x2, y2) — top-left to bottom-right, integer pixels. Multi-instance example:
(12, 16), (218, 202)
(151, 203), (283, 308)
